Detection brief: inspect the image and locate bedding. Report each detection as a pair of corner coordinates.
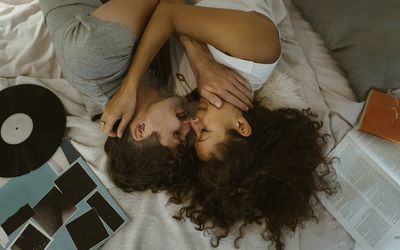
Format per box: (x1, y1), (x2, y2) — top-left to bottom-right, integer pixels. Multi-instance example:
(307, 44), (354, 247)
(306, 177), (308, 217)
(292, 0), (400, 101)
(0, 0), (61, 78)
(0, 0), (366, 249)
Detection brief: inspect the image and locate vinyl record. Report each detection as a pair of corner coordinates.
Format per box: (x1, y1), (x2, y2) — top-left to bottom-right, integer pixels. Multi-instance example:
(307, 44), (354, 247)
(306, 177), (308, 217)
(0, 85), (66, 177)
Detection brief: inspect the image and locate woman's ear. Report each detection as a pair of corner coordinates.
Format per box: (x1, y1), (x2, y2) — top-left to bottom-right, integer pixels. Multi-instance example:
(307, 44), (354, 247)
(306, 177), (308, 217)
(132, 122), (146, 141)
(236, 117), (252, 137)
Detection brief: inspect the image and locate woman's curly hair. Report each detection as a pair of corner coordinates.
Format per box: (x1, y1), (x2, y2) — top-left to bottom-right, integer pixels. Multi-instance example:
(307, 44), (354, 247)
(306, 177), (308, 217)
(170, 104), (338, 250)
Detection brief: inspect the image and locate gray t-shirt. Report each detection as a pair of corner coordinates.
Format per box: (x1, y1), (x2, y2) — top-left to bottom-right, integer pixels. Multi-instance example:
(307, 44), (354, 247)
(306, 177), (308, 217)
(40, 0), (139, 116)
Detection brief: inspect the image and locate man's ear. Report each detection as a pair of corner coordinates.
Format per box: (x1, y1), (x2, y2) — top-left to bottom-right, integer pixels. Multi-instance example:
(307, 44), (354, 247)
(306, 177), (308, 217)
(236, 116), (252, 137)
(132, 122), (146, 141)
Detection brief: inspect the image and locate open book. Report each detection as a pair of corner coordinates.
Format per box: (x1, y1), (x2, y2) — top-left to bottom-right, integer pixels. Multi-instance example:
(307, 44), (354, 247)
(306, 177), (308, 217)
(318, 127), (400, 250)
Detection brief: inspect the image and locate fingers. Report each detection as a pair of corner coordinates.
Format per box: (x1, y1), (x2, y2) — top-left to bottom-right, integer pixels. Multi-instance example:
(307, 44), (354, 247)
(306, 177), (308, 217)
(219, 76), (252, 109)
(100, 115), (119, 137)
(233, 73), (251, 92)
(107, 130), (118, 137)
(227, 81), (252, 107)
(100, 114), (132, 138)
(116, 115), (131, 138)
(201, 85), (249, 111)
(200, 89), (222, 108)
(230, 72), (252, 103)
(232, 78), (252, 101)
(220, 89), (250, 111)
(200, 82), (251, 111)
(196, 62), (253, 111)
(98, 83), (138, 138)
(223, 68), (252, 107)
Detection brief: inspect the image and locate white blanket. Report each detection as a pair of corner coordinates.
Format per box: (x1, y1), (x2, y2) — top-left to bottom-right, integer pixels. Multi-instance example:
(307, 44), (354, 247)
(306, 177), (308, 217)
(0, 0), (364, 249)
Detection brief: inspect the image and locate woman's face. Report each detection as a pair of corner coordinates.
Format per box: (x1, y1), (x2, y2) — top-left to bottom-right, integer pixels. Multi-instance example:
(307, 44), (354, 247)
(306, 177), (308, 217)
(190, 98), (251, 160)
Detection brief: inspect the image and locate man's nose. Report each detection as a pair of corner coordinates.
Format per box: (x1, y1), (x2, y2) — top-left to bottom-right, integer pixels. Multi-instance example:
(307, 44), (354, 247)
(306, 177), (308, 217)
(189, 117), (203, 137)
(178, 119), (191, 141)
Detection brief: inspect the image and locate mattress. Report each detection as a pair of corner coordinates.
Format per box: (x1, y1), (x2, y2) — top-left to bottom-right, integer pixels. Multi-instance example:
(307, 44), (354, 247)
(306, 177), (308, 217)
(0, 0), (365, 249)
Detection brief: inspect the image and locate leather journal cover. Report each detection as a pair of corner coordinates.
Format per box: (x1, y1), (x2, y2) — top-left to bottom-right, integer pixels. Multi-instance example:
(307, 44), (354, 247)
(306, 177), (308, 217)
(359, 89), (400, 143)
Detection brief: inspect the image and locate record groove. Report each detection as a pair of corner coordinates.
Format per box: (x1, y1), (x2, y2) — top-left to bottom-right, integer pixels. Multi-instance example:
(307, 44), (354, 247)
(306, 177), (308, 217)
(0, 85), (66, 177)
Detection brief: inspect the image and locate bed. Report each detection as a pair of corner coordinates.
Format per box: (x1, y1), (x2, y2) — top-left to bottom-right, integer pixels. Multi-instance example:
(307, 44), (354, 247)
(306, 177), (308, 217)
(0, 0), (370, 249)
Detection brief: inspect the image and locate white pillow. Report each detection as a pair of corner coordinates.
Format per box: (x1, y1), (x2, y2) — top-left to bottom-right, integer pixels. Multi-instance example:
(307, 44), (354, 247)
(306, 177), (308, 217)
(0, 0), (62, 78)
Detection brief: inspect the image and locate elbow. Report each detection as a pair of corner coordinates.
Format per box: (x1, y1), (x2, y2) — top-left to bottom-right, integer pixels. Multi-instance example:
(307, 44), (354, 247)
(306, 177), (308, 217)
(269, 38), (281, 64)
(259, 28), (281, 64)
(154, 1), (177, 32)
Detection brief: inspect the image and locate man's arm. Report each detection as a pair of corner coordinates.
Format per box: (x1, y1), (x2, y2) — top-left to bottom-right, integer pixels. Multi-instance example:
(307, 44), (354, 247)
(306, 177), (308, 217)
(162, 0), (252, 108)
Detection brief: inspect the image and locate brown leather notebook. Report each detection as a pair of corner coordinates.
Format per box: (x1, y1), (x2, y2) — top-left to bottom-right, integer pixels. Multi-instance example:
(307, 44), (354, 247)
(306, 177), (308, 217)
(359, 89), (400, 143)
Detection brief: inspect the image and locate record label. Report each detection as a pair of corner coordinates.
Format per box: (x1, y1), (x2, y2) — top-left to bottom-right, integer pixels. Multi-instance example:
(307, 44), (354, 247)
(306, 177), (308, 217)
(0, 84), (66, 177)
(1, 113), (33, 145)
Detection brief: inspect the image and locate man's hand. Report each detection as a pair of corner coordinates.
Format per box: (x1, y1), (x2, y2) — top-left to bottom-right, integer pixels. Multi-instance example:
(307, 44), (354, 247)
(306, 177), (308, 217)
(178, 35), (252, 111)
(100, 82), (137, 138)
(196, 60), (252, 111)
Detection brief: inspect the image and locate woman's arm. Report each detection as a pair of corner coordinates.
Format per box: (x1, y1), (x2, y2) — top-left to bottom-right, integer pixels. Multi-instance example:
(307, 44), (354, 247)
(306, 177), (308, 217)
(124, 2), (280, 85)
(101, 2), (280, 136)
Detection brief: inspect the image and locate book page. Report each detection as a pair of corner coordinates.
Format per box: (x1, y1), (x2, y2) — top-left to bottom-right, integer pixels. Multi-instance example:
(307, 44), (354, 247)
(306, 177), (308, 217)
(348, 128), (400, 185)
(354, 238), (400, 250)
(319, 136), (400, 250)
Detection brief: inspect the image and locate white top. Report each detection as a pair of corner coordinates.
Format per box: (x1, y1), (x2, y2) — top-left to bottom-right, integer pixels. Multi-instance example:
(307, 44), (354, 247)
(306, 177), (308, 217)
(169, 0), (287, 94)
(196, 0), (286, 91)
(194, 0), (287, 25)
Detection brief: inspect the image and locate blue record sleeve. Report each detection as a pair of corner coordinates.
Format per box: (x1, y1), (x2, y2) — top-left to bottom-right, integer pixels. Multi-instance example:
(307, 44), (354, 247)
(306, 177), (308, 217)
(0, 139), (129, 250)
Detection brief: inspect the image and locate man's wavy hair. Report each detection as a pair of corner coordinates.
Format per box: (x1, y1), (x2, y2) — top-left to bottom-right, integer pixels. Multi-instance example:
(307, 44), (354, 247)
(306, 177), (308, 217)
(171, 104), (338, 250)
(104, 129), (197, 194)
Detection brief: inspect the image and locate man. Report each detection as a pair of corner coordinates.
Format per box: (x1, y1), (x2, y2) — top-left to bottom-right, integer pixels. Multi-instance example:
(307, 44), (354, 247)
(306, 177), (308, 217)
(40, 0), (248, 191)
(40, 0), (248, 141)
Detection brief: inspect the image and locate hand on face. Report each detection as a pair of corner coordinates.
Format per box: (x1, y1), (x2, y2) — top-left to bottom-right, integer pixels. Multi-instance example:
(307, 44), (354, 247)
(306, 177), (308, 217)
(144, 96), (192, 148)
(196, 60), (253, 112)
(100, 82), (137, 138)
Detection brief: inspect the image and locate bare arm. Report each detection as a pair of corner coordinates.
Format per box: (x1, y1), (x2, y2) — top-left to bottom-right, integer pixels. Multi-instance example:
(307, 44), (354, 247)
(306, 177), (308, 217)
(101, 2), (280, 136)
(124, 2), (280, 86)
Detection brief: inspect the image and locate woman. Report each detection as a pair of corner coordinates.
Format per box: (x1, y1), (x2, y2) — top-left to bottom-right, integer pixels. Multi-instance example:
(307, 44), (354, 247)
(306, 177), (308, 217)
(183, 99), (338, 250)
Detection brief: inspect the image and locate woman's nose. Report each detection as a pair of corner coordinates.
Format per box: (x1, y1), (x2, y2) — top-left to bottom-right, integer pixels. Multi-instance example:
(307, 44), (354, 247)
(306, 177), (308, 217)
(189, 117), (203, 137)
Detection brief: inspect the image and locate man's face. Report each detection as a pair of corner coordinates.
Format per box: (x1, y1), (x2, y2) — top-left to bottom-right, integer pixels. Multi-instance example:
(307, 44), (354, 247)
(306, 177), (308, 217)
(145, 95), (191, 148)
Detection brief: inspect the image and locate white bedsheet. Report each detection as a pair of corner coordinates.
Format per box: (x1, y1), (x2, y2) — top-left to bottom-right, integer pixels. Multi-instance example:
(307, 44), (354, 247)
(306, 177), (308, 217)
(0, 0), (61, 78)
(283, 2), (360, 249)
(0, 0), (364, 249)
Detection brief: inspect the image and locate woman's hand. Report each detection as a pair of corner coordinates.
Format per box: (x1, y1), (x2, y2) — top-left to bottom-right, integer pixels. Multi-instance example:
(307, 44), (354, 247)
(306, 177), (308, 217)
(196, 60), (252, 111)
(100, 82), (138, 138)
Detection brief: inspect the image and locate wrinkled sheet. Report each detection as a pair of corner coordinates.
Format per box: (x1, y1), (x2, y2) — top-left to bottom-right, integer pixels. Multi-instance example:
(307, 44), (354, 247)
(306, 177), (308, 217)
(0, 0), (364, 249)
(284, 1), (360, 249)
